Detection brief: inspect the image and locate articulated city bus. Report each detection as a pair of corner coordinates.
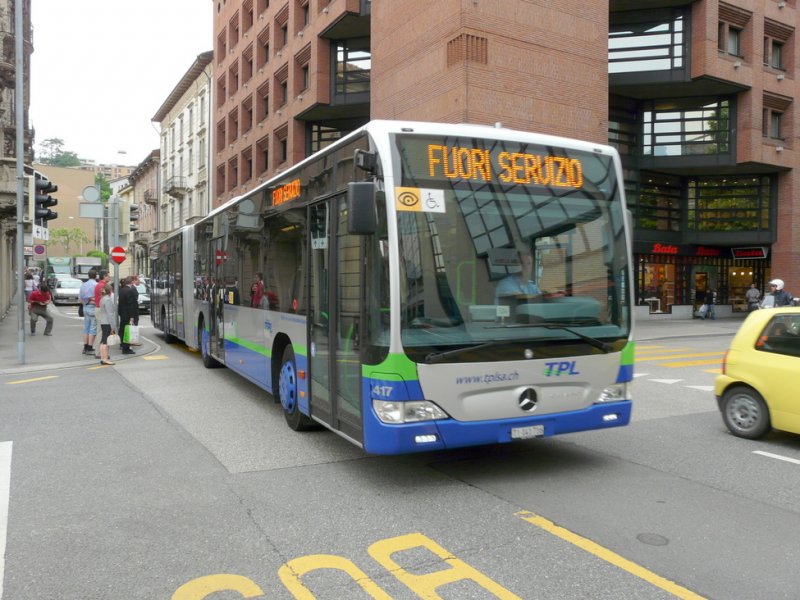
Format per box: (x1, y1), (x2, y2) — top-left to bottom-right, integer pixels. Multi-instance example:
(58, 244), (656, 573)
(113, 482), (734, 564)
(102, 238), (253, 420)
(151, 120), (635, 454)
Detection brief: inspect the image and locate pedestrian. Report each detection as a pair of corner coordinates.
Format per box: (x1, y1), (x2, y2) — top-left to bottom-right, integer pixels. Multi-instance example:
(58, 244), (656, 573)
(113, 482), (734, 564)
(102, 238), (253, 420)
(24, 271), (36, 300)
(745, 283), (760, 312)
(79, 269), (99, 355)
(97, 283), (117, 365)
(28, 283), (54, 336)
(128, 274), (142, 346)
(118, 275), (139, 354)
(767, 279), (793, 307)
(701, 287), (716, 320)
(91, 270), (112, 358)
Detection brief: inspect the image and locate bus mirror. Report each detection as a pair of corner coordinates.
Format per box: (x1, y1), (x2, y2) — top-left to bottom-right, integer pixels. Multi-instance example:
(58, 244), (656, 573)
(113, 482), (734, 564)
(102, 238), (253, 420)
(347, 182), (377, 235)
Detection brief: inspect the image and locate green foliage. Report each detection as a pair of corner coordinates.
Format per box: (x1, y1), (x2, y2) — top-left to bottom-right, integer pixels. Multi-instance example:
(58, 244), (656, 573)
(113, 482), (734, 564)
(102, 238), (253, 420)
(86, 249), (108, 269)
(48, 227), (91, 255)
(37, 138), (81, 166)
(95, 173), (112, 202)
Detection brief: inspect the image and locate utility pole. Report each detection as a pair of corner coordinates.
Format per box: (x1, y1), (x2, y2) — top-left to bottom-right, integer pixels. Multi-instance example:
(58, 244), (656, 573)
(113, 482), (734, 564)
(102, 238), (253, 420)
(15, 0), (26, 364)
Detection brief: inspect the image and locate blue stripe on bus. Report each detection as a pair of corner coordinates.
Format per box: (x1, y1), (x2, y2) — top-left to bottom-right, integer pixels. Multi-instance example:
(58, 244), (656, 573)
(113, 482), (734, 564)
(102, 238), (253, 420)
(616, 363), (634, 383)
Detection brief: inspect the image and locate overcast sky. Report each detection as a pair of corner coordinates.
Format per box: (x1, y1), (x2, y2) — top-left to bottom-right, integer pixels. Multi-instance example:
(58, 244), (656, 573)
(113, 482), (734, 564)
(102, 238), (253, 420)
(30, 0), (213, 167)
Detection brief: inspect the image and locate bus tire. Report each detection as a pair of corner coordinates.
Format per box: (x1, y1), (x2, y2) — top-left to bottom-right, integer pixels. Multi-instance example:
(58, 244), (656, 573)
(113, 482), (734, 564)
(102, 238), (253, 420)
(199, 317), (220, 369)
(279, 345), (314, 431)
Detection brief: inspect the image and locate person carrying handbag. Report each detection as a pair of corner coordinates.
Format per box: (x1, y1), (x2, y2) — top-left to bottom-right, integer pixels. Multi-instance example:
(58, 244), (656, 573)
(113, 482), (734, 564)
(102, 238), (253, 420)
(97, 283), (117, 365)
(117, 276), (140, 355)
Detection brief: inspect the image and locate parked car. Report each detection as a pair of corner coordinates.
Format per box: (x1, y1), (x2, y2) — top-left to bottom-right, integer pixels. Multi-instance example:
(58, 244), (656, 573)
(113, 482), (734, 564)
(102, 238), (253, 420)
(52, 278), (83, 305)
(135, 283), (151, 314)
(715, 307), (800, 439)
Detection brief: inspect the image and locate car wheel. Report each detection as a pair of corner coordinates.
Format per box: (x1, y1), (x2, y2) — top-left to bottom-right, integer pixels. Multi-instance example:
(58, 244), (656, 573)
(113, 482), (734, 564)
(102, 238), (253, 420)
(721, 386), (771, 439)
(278, 345), (314, 431)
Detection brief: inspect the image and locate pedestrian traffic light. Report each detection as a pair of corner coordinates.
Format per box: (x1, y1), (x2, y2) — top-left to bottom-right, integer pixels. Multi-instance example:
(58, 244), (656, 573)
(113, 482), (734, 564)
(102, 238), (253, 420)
(31, 171), (58, 222)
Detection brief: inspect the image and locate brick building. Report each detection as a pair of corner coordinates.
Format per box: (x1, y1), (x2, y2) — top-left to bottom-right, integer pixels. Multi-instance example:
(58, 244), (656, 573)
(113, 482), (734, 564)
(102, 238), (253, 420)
(212, 0), (800, 313)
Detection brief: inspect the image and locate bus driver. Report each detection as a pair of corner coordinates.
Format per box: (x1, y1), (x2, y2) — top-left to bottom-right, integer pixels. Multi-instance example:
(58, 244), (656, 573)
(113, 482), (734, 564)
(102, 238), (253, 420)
(495, 247), (541, 304)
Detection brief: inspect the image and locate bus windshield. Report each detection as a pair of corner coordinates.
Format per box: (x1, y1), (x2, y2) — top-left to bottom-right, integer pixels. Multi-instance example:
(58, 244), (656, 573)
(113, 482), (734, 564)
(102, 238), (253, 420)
(393, 134), (631, 363)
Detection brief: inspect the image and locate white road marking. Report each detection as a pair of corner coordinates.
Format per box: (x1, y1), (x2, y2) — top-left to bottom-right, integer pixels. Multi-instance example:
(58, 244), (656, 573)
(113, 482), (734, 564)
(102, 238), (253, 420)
(649, 379), (683, 384)
(633, 373), (649, 378)
(0, 441), (12, 600)
(685, 385), (715, 392)
(753, 450), (800, 465)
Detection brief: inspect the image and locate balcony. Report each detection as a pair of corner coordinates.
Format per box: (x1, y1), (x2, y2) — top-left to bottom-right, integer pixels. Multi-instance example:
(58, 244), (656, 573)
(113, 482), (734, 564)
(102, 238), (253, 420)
(163, 176), (189, 198)
(133, 230), (153, 246)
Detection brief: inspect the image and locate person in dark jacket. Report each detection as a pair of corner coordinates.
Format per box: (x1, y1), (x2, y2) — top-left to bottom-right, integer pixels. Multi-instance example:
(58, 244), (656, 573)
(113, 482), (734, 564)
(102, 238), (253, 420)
(767, 279), (794, 307)
(117, 275), (140, 354)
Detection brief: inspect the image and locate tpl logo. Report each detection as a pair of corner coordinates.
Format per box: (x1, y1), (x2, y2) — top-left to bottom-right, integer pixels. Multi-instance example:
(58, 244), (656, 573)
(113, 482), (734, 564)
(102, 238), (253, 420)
(543, 361), (580, 377)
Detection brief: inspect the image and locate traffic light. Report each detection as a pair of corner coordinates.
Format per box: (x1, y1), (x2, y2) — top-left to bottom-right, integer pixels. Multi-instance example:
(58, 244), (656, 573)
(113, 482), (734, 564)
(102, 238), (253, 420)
(129, 203), (139, 232)
(119, 201), (140, 235)
(32, 171), (58, 222)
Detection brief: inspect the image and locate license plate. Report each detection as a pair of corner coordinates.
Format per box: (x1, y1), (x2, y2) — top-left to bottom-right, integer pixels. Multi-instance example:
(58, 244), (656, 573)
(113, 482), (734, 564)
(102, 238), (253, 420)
(511, 425), (544, 439)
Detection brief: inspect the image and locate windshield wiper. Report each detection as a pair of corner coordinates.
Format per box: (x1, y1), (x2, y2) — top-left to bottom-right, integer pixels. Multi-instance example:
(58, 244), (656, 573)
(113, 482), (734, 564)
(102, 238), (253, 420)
(425, 341), (501, 364)
(541, 323), (612, 353)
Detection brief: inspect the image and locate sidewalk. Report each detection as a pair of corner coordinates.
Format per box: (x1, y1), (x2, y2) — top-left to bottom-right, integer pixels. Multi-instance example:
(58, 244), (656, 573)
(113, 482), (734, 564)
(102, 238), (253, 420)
(0, 303), (157, 376)
(635, 313), (747, 341)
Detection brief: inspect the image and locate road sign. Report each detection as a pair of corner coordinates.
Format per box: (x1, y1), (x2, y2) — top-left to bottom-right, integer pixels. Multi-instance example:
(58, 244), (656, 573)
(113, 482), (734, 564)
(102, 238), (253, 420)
(33, 244), (47, 260)
(110, 246), (126, 264)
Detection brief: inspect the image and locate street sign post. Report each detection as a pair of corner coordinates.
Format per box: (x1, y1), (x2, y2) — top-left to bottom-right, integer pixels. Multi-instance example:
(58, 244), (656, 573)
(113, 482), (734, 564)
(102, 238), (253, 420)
(110, 246), (126, 264)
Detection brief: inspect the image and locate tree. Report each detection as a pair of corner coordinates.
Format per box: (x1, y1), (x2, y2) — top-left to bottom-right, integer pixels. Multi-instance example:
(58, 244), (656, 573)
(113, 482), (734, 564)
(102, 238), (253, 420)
(95, 173), (112, 202)
(48, 227), (90, 255)
(37, 137), (81, 167)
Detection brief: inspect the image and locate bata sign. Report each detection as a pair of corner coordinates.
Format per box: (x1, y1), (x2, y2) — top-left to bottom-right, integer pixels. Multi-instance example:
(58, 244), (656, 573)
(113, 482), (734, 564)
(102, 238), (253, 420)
(651, 243), (679, 255)
(731, 246), (768, 259)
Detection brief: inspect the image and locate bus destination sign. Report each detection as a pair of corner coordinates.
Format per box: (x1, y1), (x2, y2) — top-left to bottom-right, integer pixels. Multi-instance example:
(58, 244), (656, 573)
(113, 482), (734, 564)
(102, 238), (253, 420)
(426, 144), (584, 189)
(272, 178), (302, 206)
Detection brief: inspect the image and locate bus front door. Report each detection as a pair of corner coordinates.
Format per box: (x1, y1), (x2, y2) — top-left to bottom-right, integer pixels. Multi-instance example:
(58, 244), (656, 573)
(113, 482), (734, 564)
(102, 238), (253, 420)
(309, 198), (363, 444)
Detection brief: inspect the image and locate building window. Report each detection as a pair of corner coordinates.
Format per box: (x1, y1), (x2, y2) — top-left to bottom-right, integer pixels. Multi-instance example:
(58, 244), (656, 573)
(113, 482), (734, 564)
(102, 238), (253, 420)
(763, 108), (783, 139)
(687, 175), (771, 232)
(199, 136), (206, 169)
(334, 38), (371, 99)
(609, 10), (685, 73)
(642, 98), (731, 157)
(257, 82), (270, 121)
(200, 94), (206, 125)
(257, 28), (270, 68)
(188, 148), (194, 175)
(242, 95), (254, 132)
(635, 173), (681, 232)
(256, 135), (270, 174)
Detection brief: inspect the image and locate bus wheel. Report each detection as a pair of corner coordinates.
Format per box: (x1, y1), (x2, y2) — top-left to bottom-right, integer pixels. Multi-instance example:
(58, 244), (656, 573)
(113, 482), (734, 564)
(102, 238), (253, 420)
(279, 345), (314, 431)
(199, 318), (219, 369)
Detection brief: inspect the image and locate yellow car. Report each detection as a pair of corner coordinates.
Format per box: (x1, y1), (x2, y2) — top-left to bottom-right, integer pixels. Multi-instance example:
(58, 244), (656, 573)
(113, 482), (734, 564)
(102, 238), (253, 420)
(715, 307), (800, 438)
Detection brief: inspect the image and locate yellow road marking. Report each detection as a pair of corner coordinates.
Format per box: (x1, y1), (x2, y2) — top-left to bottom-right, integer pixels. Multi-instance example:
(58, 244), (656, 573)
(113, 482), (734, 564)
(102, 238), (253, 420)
(516, 510), (705, 599)
(636, 352), (722, 362)
(6, 375), (58, 385)
(636, 347), (691, 354)
(143, 355), (169, 361)
(659, 359), (723, 368)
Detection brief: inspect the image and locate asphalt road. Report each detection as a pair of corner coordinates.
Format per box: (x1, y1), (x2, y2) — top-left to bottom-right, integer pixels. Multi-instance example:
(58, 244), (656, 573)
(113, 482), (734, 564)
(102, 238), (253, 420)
(2, 326), (799, 599)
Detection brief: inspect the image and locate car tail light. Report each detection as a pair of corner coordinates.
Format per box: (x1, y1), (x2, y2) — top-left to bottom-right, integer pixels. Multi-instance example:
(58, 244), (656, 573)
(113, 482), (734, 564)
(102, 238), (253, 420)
(721, 349), (728, 375)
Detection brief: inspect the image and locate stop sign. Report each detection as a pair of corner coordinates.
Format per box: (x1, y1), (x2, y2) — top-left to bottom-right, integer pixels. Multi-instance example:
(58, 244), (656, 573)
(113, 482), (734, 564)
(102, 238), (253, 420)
(110, 246), (126, 264)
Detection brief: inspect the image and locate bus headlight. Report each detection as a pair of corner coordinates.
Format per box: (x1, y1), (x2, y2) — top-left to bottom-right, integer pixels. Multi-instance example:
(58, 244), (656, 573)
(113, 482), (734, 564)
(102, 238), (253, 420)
(597, 383), (629, 403)
(373, 400), (448, 424)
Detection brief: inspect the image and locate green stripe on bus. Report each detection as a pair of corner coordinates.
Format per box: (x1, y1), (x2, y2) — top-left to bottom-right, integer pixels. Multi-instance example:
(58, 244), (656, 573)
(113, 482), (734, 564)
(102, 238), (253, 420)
(362, 352), (419, 380)
(621, 341), (635, 366)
